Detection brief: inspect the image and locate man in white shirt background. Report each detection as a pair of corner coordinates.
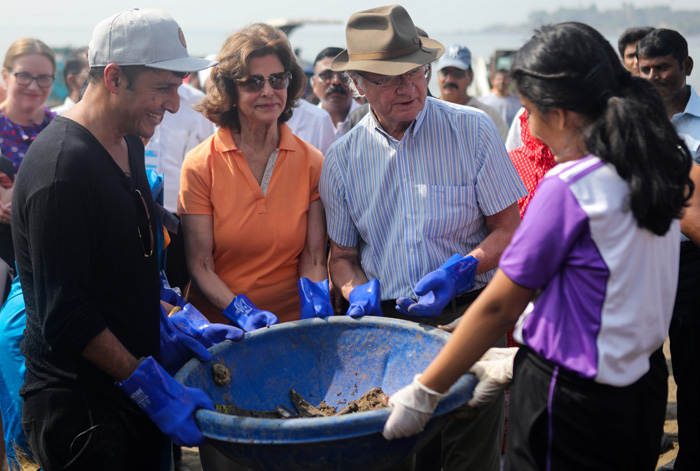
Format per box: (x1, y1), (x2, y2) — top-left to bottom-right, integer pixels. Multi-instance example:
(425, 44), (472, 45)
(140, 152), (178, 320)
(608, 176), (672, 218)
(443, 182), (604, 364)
(312, 47), (360, 139)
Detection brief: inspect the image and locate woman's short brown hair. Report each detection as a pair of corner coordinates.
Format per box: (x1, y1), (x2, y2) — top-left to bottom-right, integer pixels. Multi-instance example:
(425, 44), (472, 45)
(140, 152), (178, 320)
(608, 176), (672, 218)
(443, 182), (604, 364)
(3, 38), (56, 74)
(197, 24), (305, 130)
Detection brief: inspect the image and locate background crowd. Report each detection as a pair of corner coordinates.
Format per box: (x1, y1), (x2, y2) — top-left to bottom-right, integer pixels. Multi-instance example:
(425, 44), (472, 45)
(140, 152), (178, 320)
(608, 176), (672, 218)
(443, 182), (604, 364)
(0, 4), (698, 471)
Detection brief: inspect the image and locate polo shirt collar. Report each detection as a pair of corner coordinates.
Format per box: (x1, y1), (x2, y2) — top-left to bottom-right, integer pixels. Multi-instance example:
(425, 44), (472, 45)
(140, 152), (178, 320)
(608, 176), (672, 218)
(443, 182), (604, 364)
(277, 123), (297, 151)
(213, 123), (297, 153)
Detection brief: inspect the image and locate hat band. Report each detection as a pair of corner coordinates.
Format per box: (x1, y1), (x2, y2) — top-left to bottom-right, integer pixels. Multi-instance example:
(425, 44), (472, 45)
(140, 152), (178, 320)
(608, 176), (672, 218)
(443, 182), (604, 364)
(348, 43), (420, 61)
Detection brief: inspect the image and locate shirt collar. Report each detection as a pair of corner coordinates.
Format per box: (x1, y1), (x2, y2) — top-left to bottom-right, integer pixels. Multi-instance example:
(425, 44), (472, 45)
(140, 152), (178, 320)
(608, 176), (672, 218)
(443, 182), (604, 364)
(214, 123), (297, 153)
(366, 97), (429, 142)
(277, 123), (297, 151)
(682, 85), (700, 119)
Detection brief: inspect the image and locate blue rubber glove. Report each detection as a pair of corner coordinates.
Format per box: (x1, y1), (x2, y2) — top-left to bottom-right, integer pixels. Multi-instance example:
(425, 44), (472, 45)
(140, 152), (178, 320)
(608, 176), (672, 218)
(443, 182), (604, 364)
(346, 279), (383, 317)
(160, 305), (212, 375)
(117, 357), (215, 447)
(222, 295), (279, 332)
(169, 303), (244, 348)
(298, 278), (334, 319)
(395, 254), (464, 316)
(395, 254), (479, 318)
(159, 270), (186, 308)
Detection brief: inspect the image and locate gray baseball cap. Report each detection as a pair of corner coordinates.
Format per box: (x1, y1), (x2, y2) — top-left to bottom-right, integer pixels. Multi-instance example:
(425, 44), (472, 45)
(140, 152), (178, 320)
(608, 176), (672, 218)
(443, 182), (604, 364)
(88, 9), (216, 73)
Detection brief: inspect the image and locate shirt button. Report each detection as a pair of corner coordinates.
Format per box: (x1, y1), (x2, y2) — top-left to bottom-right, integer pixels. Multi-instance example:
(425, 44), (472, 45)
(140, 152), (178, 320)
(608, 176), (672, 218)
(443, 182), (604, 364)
(410, 249), (414, 254)
(403, 178), (407, 183)
(406, 214), (411, 219)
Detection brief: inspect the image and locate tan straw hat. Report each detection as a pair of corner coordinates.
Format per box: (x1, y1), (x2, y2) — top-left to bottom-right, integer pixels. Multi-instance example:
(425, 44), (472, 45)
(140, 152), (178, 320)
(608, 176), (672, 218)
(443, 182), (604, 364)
(331, 4), (444, 76)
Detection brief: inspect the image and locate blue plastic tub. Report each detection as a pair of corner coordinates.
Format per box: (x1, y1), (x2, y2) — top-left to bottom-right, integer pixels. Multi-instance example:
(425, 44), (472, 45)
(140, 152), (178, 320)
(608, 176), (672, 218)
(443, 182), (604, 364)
(175, 316), (476, 471)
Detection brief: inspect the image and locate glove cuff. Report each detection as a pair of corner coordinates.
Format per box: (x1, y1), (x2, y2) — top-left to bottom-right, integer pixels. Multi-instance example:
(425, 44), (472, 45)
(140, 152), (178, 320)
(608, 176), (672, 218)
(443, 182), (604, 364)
(413, 374), (447, 399)
(348, 279), (383, 317)
(223, 294), (254, 325)
(117, 357), (173, 415)
(444, 255), (479, 295)
(389, 374), (446, 414)
(298, 278), (333, 319)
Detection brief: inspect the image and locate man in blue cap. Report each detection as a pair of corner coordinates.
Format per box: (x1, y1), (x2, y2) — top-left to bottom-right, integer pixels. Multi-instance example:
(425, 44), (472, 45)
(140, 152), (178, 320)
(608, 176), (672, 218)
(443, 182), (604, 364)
(436, 44), (509, 141)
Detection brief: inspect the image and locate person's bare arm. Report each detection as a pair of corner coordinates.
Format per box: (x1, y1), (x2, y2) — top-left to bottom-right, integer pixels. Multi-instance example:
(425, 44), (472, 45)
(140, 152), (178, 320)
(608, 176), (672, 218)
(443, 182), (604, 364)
(467, 203), (520, 275)
(298, 199), (328, 282)
(0, 185), (11, 225)
(0, 201), (10, 225)
(81, 328), (142, 381)
(328, 240), (369, 313)
(681, 163), (700, 245)
(420, 270), (534, 393)
(181, 214), (235, 311)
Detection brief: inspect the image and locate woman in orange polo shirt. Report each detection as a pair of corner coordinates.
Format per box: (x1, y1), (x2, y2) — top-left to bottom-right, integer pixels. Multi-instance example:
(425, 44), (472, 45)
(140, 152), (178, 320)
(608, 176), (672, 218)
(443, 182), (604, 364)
(178, 24), (328, 328)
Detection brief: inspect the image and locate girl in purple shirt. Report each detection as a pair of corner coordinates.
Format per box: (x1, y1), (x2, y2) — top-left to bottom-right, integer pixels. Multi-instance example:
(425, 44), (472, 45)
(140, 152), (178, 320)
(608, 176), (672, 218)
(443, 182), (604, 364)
(383, 22), (693, 471)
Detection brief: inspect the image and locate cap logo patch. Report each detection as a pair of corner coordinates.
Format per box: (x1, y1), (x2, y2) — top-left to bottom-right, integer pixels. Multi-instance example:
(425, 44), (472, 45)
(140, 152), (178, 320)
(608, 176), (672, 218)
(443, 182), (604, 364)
(178, 28), (187, 48)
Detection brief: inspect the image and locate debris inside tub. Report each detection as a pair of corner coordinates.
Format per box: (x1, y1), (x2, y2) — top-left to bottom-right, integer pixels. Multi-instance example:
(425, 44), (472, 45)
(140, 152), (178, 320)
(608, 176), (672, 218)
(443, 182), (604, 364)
(216, 387), (389, 419)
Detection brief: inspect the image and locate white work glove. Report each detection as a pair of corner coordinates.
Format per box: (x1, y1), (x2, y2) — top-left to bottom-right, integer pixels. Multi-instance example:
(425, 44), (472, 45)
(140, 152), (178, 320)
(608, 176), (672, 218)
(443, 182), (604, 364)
(467, 347), (518, 408)
(382, 375), (446, 440)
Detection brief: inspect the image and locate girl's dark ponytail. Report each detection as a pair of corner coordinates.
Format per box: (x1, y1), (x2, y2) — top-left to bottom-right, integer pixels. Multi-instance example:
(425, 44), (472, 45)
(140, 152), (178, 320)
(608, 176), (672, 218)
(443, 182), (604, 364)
(585, 75), (692, 235)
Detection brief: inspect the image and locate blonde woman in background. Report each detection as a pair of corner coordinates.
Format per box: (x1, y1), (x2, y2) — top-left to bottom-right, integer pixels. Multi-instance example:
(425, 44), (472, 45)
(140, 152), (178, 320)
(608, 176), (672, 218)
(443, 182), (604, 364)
(0, 37), (55, 471)
(0, 38), (56, 276)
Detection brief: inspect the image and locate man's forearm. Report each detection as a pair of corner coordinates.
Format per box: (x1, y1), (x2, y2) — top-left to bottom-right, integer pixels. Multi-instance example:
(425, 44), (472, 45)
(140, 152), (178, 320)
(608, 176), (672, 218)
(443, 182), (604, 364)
(330, 258), (369, 300)
(468, 227), (516, 275)
(328, 242), (368, 300)
(469, 203), (520, 275)
(82, 328), (142, 381)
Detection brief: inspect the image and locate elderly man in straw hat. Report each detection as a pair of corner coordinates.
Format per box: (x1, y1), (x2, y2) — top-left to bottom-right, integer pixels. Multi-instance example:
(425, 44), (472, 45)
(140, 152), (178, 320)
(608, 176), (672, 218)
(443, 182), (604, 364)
(319, 4), (526, 471)
(12, 9), (224, 470)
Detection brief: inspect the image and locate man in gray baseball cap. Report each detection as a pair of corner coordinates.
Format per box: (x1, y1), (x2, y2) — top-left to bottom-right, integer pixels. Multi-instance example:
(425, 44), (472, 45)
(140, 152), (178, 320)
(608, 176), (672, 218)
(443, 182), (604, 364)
(12, 9), (225, 469)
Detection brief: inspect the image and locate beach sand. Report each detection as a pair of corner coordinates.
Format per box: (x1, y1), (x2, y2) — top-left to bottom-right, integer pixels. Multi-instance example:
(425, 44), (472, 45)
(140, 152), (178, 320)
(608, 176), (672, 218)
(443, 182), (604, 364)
(180, 448), (202, 470)
(657, 338), (679, 469)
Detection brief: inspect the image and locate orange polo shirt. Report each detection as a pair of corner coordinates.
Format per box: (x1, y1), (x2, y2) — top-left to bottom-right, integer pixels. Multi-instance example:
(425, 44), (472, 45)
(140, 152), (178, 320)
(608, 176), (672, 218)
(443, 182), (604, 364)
(178, 123), (323, 324)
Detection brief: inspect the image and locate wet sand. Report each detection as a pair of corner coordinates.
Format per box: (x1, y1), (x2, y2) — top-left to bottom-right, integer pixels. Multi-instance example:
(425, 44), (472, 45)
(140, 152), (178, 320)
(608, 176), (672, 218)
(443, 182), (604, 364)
(658, 338), (679, 468)
(180, 448), (202, 470)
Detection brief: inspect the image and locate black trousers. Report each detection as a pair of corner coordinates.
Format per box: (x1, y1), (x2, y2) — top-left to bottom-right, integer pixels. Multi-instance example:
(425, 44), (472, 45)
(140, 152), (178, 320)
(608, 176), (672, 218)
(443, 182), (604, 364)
(22, 387), (164, 471)
(670, 242), (700, 471)
(505, 347), (667, 471)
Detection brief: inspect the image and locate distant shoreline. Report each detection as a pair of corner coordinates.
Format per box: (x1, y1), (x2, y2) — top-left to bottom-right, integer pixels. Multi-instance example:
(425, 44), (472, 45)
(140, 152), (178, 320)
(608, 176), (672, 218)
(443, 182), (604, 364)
(470, 5), (700, 37)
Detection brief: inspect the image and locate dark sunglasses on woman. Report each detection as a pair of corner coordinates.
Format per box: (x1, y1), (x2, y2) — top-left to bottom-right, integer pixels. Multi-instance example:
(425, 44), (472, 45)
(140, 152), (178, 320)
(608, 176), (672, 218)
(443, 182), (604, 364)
(237, 71), (292, 92)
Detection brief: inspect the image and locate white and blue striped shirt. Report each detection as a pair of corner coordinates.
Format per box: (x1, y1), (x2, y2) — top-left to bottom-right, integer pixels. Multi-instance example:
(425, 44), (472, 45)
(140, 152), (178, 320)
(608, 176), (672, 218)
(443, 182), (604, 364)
(320, 97), (527, 299)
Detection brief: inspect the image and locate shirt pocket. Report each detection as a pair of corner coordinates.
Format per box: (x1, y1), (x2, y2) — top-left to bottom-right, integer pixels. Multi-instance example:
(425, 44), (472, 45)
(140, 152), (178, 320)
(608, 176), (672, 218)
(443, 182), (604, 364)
(423, 184), (479, 240)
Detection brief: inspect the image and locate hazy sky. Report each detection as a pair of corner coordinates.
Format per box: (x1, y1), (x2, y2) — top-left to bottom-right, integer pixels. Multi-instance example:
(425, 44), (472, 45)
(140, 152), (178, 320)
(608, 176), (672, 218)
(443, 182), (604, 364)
(4, 0), (699, 32)
(2, 0), (700, 58)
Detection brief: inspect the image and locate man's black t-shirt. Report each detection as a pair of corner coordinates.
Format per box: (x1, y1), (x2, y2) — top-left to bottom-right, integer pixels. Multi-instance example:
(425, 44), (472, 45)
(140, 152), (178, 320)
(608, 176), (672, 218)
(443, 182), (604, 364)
(12, 116), (160, 406)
